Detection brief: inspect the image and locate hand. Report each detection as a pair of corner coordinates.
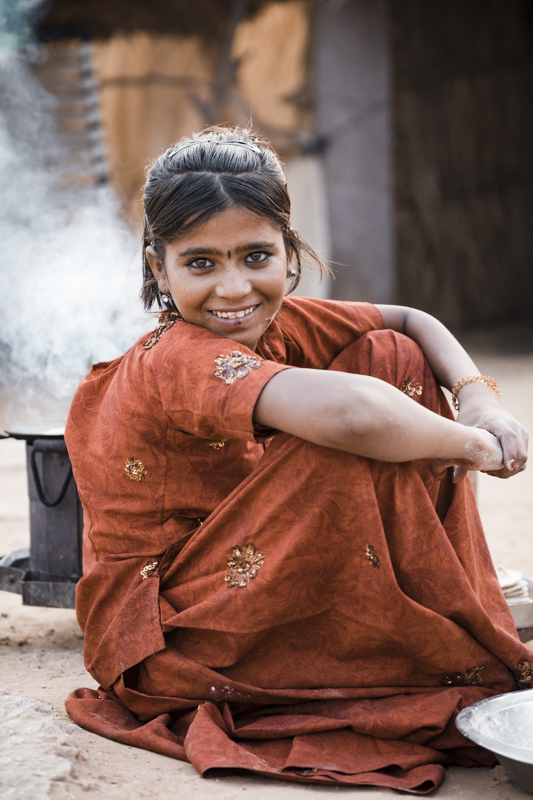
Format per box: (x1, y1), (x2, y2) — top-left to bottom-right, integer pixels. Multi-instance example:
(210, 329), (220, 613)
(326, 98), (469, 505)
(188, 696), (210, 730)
(456, 401), (529, 480)
(429, 427), (504, 483)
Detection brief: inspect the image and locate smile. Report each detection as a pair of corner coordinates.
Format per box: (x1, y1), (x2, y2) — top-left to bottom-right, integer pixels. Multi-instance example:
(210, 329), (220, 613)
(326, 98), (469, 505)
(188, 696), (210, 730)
(210, 305), (258, 320)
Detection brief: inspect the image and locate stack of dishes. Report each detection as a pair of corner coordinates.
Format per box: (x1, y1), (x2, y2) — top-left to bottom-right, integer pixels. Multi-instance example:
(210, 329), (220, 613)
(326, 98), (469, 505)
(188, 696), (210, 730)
(497, 566), (533, 635)
(497, 566), (533, 606)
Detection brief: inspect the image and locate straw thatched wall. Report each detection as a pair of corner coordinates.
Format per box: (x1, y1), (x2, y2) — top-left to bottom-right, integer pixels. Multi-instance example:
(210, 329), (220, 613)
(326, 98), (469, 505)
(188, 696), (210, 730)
(87, 1), (309, 222)
(391, 0), (533, 328)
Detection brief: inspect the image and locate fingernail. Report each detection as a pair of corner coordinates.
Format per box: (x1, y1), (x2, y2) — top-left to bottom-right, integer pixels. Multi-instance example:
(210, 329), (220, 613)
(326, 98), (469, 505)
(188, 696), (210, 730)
(508, 459), (516, 470)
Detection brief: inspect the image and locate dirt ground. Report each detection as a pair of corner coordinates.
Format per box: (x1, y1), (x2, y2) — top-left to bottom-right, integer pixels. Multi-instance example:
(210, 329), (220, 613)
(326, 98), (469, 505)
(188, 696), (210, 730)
(1, 351), (532, 800)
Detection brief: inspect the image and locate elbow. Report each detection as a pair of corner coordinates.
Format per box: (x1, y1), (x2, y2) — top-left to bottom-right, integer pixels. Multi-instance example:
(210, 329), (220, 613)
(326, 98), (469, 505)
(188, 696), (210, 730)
(329, 385), (388, 450)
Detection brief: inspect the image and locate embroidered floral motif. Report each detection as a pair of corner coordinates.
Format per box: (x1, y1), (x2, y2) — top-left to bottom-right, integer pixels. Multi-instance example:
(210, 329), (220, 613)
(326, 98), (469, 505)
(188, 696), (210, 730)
(365, 544), (380, 568)
(441, 665), (485, 687)
(208, 439), (227, 450)
(225, 544), (265, 588)
(140, 561), (158, 580)
(214, 351), (262, 385)
(512, 660), (533, 689)
(124, 457), (147, 482)
(401, 377), (423, 397)
(143, 312), (180, 350)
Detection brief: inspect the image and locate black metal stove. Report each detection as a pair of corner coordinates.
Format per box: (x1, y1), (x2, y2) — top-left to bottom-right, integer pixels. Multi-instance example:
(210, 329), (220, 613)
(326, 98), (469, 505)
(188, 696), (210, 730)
(0, 423), (82, 609)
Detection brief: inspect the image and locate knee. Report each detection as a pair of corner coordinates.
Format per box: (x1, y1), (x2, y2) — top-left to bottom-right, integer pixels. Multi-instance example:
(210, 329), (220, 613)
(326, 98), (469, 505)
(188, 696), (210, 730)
(329, 329), (426, 387)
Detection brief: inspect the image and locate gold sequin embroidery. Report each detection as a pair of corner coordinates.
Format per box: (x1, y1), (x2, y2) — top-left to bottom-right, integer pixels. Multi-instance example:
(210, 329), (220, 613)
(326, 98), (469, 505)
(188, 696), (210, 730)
(143, 312), (180, 350)
(214, 351), (262, 385)
(401, 377), (423, 397)
(441, 665), (485, 687)
(365, 544), (380, 568)
(512, 660), (533, 689)
(208, 439), (227, 450)
(141, 561), (158, 580)
(124, 457), (147, 482)
(225, 544), (265, 588)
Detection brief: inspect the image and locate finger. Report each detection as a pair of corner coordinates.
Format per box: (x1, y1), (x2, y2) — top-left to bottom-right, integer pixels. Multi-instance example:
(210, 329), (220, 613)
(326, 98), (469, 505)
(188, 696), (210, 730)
(516, 446), (528, 471)
(429, 461), (449, 481)
(483, 457), (527, 478)
(499, 430), (519, 472)
(453, 465), (468, 483)
(483, 468), (512, 479)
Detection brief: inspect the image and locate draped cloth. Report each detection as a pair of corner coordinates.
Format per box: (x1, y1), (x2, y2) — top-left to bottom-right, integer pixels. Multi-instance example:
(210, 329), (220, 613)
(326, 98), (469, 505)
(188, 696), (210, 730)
(65, 301), (533, 794)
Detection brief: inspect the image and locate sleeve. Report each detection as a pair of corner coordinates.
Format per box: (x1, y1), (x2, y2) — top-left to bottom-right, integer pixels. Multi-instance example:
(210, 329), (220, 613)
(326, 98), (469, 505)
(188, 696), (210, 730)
(149, 326), (291, 441)
(276, 297), (384, 369)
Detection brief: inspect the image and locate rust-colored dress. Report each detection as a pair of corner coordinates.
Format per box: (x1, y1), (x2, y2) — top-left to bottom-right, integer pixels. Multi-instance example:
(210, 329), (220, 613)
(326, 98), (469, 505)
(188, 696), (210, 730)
(65, 297), (533, 794)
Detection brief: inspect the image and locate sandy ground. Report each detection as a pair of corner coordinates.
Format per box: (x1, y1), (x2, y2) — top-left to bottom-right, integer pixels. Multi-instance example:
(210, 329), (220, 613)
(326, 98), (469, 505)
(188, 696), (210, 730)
(1, 352), (532, 800)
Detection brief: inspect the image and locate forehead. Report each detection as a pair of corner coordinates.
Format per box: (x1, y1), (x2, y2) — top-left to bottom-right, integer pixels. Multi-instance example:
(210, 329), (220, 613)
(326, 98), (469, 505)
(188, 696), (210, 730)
(168, 207), (283, 251)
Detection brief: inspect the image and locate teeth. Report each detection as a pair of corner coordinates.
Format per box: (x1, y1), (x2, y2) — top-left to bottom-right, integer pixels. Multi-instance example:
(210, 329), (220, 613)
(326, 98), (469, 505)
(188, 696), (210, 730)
(213, 305), (255, 319)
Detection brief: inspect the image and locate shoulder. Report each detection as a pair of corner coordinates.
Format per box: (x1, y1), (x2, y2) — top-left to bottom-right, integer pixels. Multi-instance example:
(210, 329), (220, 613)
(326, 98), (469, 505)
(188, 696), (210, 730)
(277, 295), (383, 344)
(264, 296), (383, 369)
(141, 313), (244, 374)
(280, 295), (383, 326)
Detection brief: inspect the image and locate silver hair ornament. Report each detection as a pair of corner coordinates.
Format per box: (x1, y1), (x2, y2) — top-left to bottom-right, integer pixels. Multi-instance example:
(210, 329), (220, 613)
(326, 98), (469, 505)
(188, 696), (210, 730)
(172, 139), (262, 156)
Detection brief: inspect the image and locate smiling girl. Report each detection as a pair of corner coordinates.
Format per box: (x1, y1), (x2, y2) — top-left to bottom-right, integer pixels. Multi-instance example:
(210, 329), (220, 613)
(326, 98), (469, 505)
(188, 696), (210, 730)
(66, 127), (530, 793)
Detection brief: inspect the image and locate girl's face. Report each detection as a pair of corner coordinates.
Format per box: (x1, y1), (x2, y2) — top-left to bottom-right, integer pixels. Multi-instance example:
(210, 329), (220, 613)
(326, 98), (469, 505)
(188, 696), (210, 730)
(146, 206), (289, 351)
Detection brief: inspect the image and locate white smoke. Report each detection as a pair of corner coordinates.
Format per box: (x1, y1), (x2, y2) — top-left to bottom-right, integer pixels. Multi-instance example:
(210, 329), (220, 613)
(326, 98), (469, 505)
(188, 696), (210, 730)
(0, 49), (151, 429)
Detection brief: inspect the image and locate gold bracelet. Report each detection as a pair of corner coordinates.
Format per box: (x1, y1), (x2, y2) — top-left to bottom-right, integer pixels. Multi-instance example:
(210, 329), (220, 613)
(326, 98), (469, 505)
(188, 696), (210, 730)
(451, 375), (500, 411)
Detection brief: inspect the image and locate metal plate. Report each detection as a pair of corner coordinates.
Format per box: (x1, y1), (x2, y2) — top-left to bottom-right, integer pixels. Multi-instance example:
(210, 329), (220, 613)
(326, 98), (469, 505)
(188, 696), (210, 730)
(5, 422), (66, 443)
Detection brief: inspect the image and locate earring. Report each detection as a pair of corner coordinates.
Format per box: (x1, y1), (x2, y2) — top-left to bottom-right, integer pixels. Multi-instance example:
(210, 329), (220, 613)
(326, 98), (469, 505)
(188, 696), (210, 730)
(288, 269), (297, 277)
(161, 290), (182, 317)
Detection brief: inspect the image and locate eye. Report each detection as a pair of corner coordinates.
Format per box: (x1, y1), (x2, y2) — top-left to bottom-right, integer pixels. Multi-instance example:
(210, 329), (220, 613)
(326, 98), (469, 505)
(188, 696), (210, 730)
(245, 251), (269, 264)
(187, 257), (214, 270)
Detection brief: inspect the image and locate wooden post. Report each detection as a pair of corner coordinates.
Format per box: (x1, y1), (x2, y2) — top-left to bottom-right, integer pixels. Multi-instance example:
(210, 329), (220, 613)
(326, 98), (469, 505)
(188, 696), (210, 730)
(314, 0), (394, 303)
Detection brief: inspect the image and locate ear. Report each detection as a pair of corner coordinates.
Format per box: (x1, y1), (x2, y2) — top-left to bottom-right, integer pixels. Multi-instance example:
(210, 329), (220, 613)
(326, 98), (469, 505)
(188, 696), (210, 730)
(145, 245), (166, 289)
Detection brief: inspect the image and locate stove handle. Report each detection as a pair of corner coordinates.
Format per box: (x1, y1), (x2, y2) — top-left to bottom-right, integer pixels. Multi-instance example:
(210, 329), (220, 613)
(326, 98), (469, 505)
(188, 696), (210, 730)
(30, 439), (73, 508)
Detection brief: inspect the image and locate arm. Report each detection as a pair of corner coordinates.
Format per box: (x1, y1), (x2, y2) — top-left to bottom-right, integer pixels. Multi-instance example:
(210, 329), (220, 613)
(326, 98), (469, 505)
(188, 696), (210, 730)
(254, 368), (503, 474)
(376, 304), (529, 479)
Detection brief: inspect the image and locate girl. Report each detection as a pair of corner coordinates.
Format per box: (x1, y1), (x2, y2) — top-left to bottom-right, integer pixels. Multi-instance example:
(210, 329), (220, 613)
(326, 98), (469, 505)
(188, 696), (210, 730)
(66, 127), (529, 794)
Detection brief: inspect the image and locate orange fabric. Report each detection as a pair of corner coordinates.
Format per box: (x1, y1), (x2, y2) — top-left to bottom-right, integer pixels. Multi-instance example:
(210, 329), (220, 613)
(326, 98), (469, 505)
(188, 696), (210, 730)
(65, 297), (532, 793)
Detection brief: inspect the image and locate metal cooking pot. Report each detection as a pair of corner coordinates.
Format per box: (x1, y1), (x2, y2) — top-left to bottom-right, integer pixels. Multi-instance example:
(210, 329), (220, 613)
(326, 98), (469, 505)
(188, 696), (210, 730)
(0, 422), (82, 609)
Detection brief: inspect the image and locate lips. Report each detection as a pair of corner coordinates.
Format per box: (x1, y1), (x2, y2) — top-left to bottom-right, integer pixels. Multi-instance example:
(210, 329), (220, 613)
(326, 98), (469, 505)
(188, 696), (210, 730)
(210, 304), (258, 320)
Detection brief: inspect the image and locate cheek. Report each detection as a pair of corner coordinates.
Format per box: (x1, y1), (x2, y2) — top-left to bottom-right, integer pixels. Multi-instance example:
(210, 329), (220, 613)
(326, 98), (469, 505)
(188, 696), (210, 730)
(266, 260), (289, 294)
(170, 278), (206, 312)
(260, 278), (285, 305)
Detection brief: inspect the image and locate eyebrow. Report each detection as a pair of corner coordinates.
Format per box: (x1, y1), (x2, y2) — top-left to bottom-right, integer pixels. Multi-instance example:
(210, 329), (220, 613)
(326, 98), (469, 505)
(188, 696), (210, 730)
(178, 241), (277, 258)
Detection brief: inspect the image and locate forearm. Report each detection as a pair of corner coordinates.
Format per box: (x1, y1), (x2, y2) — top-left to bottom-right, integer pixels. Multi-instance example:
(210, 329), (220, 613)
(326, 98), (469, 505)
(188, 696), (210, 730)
(376, 305), (481, 392)
(341, 381), (489, 463)
(254, 369), (501, 467)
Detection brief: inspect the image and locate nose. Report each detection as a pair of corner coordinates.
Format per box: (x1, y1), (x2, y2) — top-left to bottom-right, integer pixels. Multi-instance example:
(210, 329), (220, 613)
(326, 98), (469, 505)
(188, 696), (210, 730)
(214, 263), (252, 301)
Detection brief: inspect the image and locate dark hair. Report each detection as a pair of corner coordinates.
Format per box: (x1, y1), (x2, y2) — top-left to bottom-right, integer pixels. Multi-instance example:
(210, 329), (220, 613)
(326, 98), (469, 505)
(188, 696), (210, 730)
(141, 126), (328, 311)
